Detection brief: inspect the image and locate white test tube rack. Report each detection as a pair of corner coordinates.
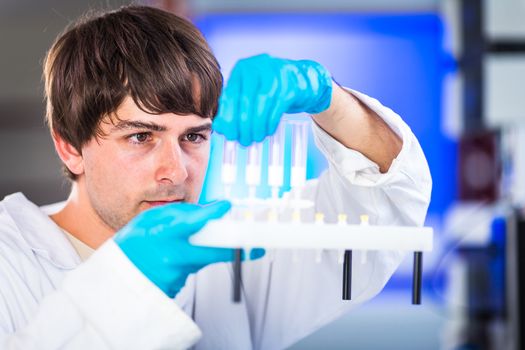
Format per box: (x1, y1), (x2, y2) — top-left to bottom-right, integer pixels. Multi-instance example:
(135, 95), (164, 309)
(191, 220), (433, 252)
(211, 119), (433, 304)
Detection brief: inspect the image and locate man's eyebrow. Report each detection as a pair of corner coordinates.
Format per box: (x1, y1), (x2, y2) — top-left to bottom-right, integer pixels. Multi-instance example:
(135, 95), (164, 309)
(184, 123), (212, 134)
(110, 120), (167, 132)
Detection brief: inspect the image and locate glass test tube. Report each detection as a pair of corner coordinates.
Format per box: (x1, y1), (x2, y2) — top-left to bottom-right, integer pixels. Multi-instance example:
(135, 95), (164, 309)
(222, 139), (237, 198)
(245, 142), (263, 199)
(290, 121), (309, 188)
(268, 124), (285, 199)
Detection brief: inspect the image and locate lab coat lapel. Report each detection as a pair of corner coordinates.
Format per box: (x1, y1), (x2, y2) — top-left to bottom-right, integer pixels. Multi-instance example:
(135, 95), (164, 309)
(2, 192), (80, 269)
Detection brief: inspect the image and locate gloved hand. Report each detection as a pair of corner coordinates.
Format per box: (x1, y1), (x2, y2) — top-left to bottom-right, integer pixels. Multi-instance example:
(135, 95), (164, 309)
(213, 53), (333, 146)
(114, 201), (258, 298)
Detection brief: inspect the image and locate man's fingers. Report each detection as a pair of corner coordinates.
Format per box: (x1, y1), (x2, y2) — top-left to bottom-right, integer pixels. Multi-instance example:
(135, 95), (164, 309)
(266, 100), (286, 137)
(249, 248), (266, 260)
(182, 246), (266, 268)
(199, 200), (232, 220)
(157, 201), (231, 239)
(214, 67), (243, 140)
(183, 200), (231, 230)
(238, 64), (257, 146)
(186, 246), (236, 266)
(252, 72), (278, 143)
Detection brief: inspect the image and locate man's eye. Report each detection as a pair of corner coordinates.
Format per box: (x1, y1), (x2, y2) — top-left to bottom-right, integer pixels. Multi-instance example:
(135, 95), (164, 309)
(128, 132), (151, 144)
(185, 133), (207, 143)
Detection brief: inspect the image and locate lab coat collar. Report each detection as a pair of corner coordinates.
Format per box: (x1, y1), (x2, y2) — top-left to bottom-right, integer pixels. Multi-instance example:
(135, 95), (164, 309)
(2, 192), (81, 270)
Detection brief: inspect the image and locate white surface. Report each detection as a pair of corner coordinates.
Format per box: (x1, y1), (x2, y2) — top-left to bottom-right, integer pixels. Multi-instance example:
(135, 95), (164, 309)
(190, 220), (433, 251)
(484, 55), (525, 127)
(485, 0), (525, 40)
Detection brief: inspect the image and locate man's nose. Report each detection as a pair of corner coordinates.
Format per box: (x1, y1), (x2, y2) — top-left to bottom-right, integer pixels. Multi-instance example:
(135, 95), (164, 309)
(155, 141), (189, 185)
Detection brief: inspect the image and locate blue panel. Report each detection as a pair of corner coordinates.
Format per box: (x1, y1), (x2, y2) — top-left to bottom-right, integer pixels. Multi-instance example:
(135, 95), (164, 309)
(196, 13), (457, 221)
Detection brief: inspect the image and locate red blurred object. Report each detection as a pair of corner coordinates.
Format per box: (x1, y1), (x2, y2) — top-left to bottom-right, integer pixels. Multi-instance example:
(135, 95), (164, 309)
(458, 130), (500, 202)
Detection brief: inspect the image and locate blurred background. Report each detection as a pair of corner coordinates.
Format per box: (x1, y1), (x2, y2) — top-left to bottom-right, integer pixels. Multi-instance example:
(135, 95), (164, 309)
(1, 0), (525, 349)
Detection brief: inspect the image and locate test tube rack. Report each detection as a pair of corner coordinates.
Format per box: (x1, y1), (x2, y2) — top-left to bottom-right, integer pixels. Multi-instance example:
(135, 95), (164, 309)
(190, 211), (433, 304)
(192, 218), (432, 252)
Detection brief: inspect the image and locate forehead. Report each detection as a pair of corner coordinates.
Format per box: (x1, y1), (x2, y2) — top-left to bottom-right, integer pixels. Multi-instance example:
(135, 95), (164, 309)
(105, 96), (211, 131)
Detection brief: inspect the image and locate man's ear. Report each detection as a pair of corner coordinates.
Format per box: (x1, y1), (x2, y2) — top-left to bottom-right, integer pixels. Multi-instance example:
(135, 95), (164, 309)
(51, 131), (85, 176)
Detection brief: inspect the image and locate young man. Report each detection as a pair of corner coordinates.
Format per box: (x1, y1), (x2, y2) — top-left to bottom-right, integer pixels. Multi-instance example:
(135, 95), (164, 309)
(0, 5), (431, 350)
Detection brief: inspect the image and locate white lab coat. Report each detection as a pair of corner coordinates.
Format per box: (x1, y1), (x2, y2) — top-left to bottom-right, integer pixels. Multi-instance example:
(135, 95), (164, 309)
(0, 90), (431, 350)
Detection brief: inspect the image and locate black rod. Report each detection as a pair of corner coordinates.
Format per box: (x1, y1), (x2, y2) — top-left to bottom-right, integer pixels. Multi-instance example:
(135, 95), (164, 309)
(342, 250), (352, 300)
(233, 248), (242, 303)
(412, 251), (423, 305)
(460, 0), (485, 132)
(487, 41), (525, 53)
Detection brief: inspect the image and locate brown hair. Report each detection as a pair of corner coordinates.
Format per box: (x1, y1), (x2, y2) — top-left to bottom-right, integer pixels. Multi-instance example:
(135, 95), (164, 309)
(43, 5), (222, 180)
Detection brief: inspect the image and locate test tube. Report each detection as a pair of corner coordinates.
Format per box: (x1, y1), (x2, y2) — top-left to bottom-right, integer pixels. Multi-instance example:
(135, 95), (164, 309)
(268, 124), (285, 199)
(290, 121), (309, 189)
(222, 139), (237, 198)
(246, 142), (263, 199)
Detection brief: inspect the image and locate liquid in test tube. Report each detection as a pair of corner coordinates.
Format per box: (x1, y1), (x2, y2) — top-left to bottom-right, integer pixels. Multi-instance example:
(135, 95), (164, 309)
(246, 142), (263, 199)
(222, 139), (237, 198)
(268, 124), (285, 199)
(290, 121), (309, 189)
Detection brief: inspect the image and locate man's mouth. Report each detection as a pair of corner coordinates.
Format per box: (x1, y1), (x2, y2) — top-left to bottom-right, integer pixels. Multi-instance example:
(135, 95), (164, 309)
(145, 199), (184, 207)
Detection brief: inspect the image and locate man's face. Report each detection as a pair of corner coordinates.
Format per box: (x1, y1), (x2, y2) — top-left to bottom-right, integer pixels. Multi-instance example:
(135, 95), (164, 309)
(80, 96), (212, 231)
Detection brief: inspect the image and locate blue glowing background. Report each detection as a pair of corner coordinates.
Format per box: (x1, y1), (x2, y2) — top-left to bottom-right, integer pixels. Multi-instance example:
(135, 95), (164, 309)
(197, 13), (457, 223)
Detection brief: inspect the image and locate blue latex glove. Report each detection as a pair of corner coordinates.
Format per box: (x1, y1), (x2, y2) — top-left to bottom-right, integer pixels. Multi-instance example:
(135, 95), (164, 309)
(114, 201), (262, 298)
(213, 53), (333, 146)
